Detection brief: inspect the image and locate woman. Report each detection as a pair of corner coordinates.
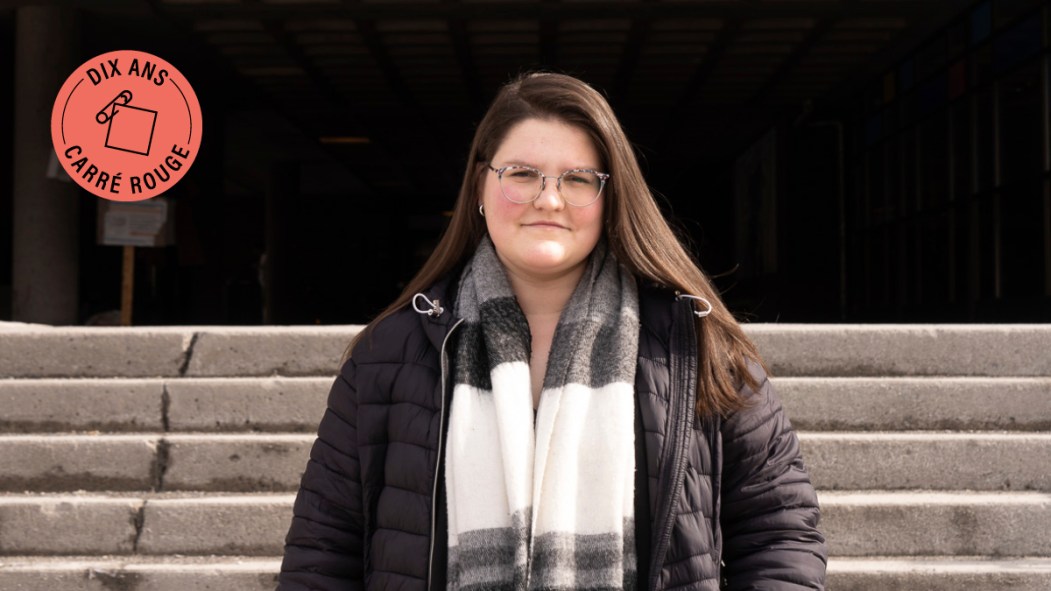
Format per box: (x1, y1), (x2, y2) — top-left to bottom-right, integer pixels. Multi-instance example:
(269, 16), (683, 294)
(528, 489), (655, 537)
(279, 72), (827, 590)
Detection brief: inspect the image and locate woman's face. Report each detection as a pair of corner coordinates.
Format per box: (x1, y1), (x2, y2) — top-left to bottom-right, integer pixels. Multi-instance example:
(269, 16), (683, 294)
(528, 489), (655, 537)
(480, 118), (605, 284)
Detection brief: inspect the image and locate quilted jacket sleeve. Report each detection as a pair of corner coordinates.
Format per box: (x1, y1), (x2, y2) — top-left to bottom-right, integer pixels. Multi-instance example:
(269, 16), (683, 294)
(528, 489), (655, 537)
(719, 362), (828, 590)
(278, 356), (365, 590)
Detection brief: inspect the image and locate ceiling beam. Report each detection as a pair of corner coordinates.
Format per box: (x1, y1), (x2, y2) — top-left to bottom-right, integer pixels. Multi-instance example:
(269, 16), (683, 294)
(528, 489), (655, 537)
(338, 0), (468, 194)
(819, 0), (976, 108)
(539, 18), (557, 68)
(657, 18), (744, 151)
(610, 15), (651, 105)
(353, 23), (419, 109)
(255, 17), (428, 193)
(159, 1), (939, 20)
(443, 0), (483, 110)
(135, 0), (395, 196)
(747, 17), (836, 107)
(677, 17), (838, 161)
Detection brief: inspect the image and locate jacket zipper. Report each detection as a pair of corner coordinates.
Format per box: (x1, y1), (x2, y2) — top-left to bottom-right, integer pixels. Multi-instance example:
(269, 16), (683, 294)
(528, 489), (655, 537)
(709, 412), (723, 585)
(647, 300), (698, 590)
(428, 317), (464, 591)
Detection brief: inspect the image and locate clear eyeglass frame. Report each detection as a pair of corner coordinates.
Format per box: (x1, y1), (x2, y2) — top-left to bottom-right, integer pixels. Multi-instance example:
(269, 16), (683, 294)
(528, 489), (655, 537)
(486, 164), (610, 207)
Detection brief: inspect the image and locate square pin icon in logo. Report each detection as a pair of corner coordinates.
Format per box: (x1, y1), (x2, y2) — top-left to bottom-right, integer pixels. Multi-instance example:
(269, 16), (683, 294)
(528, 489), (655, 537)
(98, 90), (158, 157)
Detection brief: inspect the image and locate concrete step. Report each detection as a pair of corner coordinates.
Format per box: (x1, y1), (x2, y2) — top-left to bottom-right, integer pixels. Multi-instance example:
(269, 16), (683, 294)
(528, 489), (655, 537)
(748, 324), (1051, 377)
(1, 492), (1048, 557)
(2, 325), (1050, 378)
(2, 432), (1048, 493)
(820, 491), (1051, 556)
(0, 556), (1049, 591)
(827, 557), (1051, 590)
(779, 377), (1051, 431)
(798, 432), (1051, 491)
(0, 434), (313, 492)
(0, 378), (329, 433)
(0, 556), (280, 590)
(0, 326), (359, 378)
(0, 494), (295, 556)
(2, 376), (1049, 434)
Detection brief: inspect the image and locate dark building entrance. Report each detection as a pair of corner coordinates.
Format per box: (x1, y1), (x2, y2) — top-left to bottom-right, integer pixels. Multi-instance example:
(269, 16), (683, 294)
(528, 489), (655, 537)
(2, 0), (1048, 325)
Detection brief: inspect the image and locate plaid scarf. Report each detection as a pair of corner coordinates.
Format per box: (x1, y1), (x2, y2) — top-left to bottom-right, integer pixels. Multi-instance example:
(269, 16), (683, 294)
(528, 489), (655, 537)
(446, 236), (639, 590)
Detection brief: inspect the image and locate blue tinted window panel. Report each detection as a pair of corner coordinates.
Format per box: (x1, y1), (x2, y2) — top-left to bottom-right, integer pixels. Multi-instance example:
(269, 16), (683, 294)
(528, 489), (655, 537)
(949, 60), (968, 100)
(999, 181), (1045, 298)
(866, 113), (883, 146)
(899, 59), (916, 91)
(997, 64), (1043, 183)
(948, 20), (968, 57)
(972, 44), (994, 87)
(971, 1), (993, 45)
(917, 36), (948, 80)
(974, 89), (996, 193)
(993, 15), (1042, 73)
(993, 0), (1046, 28)
(919, 74), (949, 116)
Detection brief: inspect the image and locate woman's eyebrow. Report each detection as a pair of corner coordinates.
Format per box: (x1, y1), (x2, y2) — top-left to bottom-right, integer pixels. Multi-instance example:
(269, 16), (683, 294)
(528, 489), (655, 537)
(501, 160), (602, 171)
(498, 160), (539, 168)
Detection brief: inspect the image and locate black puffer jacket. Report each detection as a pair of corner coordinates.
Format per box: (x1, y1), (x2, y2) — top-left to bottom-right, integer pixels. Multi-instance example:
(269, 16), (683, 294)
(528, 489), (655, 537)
(279, 277), (827, 590)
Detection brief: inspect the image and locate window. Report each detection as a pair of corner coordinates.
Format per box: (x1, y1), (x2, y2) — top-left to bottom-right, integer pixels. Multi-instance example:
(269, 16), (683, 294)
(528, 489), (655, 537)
(998, 63), (1043, 184)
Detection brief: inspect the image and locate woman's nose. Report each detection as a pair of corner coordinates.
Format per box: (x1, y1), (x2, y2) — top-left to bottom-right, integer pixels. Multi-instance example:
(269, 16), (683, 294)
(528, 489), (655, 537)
(533, 178), (565, 210)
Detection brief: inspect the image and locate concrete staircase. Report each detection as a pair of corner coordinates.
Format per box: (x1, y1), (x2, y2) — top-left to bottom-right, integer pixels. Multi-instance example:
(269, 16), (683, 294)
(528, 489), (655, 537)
(1, 324), (1050, 590)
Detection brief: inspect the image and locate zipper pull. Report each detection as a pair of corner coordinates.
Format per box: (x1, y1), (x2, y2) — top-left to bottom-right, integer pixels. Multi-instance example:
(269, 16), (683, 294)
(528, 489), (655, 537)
(412, 293), (445, 317)
(674, 291), (713, 318)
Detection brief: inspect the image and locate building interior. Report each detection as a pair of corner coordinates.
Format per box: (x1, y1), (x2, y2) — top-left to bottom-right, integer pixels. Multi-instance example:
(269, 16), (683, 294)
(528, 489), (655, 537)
(1, 0), (1049, 325)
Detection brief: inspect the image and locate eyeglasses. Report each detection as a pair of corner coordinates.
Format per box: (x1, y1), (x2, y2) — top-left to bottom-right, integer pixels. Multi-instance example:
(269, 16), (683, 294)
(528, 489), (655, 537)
(487, 164), (609, 207)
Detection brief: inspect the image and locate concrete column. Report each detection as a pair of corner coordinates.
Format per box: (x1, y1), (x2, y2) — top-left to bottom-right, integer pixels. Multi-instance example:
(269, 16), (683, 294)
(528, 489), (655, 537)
(11, 7), (80, 324)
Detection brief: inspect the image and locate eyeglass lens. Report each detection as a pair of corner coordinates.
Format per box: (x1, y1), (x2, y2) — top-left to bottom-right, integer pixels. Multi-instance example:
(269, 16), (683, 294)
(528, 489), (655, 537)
(500, 167), (603, 206)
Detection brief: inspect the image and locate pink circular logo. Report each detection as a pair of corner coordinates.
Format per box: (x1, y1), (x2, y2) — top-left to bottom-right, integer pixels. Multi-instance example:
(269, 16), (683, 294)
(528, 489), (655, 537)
(51, 49), (203, 201)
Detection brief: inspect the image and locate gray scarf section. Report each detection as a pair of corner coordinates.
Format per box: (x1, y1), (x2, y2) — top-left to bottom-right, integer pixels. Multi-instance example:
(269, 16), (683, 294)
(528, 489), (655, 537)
(446, 236), (640, 590)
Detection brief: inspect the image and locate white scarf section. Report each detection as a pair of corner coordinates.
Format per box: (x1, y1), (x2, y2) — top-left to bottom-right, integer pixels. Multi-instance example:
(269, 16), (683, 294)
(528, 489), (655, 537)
(445, 237), (640, 591)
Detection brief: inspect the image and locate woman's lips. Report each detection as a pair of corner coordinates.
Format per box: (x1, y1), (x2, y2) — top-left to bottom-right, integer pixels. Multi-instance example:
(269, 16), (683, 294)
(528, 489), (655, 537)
(524, 222), (567, 229)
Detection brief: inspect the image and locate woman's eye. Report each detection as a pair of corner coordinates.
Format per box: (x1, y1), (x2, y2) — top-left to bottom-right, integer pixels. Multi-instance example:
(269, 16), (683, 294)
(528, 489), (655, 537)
(566, 174), (596, 185)
(507, 170), (539, 180)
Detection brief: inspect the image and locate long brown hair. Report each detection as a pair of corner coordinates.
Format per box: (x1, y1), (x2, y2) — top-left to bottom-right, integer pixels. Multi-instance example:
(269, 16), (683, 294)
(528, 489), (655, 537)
(348, 71), (763, 417)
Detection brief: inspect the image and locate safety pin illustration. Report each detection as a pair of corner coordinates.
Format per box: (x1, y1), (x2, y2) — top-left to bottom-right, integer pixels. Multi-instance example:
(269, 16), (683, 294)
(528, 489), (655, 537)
(96, 90), (134, 124)
(96, 90), (158, 157)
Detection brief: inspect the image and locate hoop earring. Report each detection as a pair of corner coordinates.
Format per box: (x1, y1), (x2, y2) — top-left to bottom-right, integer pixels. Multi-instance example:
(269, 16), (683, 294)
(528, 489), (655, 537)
(479, 204), (485, 217)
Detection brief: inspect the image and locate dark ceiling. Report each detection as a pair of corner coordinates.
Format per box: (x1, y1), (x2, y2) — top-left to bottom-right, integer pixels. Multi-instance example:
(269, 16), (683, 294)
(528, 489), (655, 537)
(7, 0), (964, 202)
